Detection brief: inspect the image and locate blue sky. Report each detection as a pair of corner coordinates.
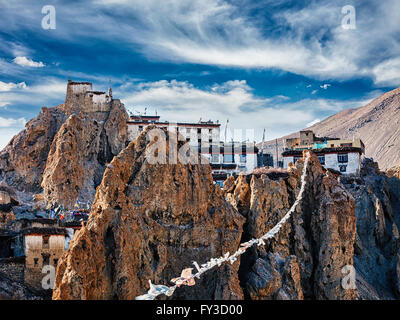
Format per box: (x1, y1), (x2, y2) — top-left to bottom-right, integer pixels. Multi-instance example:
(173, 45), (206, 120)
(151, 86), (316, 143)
(0, 0), (399, 147)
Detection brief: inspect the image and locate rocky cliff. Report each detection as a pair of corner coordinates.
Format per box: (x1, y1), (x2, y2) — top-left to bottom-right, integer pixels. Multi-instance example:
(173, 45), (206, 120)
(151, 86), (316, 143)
(53, 127), (244, 300)
(225, 154), (357, 300)
(0, 81), (129, 209)
(54, 134), (361, 300)
(387, 165), (400, 179)
(341, 159), (400, 299)
(41, 100), (128, 208)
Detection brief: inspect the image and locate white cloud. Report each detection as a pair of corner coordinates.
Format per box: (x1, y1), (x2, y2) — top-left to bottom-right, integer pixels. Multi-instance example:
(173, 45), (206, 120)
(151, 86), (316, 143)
(0, 117), (26, 128)
(0, 78), (66, 109)
(320, 84), (331, 90)
(311, 90), (318, 95)
(0, 81), (27, 92)
(1, 0), (399, 83)
(13, 56), (45, 68)
(119, 79), (376, 141)
(91, 0), (399, 83)
(372, 58), (400, 86)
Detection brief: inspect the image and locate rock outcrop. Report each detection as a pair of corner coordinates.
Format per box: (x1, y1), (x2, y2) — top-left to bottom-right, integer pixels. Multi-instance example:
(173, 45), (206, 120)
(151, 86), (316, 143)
(387, 165), (400, 179)
(0, 81), (129, 209)
(41, 100), (128, 208)
(54, 149), (360, 300)
(53, 127), (245, 300)
(0, 186), (19, 229)
(226, 153), (357, 300)
(0, 107), (67, 193)
(341, 159), (400, 299)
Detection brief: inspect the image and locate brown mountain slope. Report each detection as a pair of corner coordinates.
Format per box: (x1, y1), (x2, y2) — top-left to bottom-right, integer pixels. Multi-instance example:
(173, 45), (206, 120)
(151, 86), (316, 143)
(262, 87), (400, 170)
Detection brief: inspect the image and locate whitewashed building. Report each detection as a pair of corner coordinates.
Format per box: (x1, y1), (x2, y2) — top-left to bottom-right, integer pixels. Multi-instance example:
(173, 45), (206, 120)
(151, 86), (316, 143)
(126, 114), (258, 186)
(282, 130), (365, 175)
(127, 114), (221, 147)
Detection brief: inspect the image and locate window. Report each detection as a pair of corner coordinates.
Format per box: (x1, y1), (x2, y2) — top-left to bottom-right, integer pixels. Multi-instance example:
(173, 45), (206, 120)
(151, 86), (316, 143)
(223, 154), (234, 163)
(42, 254), (50, 266)
(240, 154), (246, 163)
(339, 165), (347, 173)
(34, 258), (39, 267)
(338, 154), (348, 163)
(53, 259), (58, 266)
(211, 154), (219, 163)
(43, 235), (49, 249)
(138, 126), (143, 132)
(197, 128), (201, 134)
(186, 128), (191, 133)
(318, 156), (325, 165)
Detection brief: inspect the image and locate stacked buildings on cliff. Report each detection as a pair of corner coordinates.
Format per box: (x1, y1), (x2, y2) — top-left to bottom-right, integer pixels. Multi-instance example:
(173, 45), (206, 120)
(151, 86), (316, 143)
(282, 130), (365, 174)
(127, 114), (259, 186)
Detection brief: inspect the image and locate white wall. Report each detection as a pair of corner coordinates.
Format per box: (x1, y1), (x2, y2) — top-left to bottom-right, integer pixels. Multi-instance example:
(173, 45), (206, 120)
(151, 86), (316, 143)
(283, 156), (294, 168)
(49, 235), (65, 250)
(70, 83), (92, 94)
(25, 235), (43, 252)
(284, 152), (360, 174)
(91, 93), (107, 106)
(325, 152), (360, 174)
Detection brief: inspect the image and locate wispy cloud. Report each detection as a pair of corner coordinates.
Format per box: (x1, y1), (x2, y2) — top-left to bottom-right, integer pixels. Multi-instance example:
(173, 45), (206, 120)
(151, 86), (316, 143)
(372, 58), (400, 86)
(13, 56), (45, 68)
(0, 81), (27, 92)
(2, 0), (399, 84)
(119, 79), (378, 141)
(0, 116), (26, 128)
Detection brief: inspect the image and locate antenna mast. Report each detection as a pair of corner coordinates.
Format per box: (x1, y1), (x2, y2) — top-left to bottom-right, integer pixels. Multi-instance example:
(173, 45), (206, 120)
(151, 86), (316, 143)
(262, 128), (266, 167)
(224, 119), (229, 143)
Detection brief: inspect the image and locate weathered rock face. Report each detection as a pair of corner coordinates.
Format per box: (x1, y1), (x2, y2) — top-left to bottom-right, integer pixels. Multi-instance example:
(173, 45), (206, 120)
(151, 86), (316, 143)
(0, 82), (129, 208)
(0, 186), (19, 229)
(0, 271), (43, 300)
(0, 107), (67, 192)
(41, 100), (129, 208)
(53, 127), (245, 300)
(387, 165), (400, 179)
(226, 154), (357, 300)
(341, 159), (400, 299)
